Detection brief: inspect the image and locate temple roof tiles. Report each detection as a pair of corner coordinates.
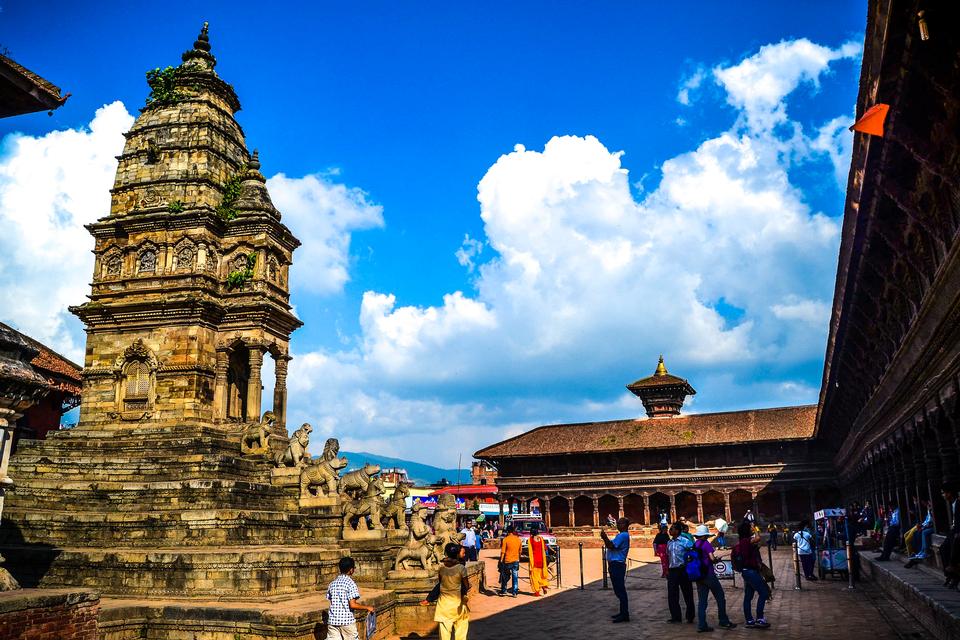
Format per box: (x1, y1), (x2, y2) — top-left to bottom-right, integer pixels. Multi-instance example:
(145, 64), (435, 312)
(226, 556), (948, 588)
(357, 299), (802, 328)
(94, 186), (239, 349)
(474, 404), (817, 459)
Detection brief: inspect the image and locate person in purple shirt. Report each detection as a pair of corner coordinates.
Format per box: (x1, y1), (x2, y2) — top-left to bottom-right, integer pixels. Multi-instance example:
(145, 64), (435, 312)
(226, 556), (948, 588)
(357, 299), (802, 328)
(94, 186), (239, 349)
(692, 524), (736, 633)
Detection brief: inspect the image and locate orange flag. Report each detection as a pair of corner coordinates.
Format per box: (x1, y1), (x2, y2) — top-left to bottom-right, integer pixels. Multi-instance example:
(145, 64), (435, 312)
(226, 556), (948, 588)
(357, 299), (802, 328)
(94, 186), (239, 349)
(849, 103), (889, 137)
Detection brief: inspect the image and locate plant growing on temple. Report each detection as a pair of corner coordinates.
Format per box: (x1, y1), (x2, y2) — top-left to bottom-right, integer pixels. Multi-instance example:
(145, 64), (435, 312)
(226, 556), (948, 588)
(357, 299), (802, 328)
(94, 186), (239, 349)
(166, 200), (185, 213)
(144, 66), (187, 109)
(215, 173), (244, 221)
(226, 253), (256, 290)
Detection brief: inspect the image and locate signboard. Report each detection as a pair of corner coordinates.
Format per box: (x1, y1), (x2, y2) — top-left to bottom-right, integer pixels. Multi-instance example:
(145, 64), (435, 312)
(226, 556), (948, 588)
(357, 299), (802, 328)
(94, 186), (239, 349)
(820, 549), (847, 570)
(411, 496), (466, 510)
(714, 560), (734, 580)
(365, 610), (377, 640)
(814, 508), (846, 520)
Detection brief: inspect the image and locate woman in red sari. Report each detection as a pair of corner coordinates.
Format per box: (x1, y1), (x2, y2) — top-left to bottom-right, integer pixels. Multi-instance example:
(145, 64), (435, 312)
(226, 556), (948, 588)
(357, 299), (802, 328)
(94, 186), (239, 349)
(653, 524), (670, 578)
(527, 524), (551, 596)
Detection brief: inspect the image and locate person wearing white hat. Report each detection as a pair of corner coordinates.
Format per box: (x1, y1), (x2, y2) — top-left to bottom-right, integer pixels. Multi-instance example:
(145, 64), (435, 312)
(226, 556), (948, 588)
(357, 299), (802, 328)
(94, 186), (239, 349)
(692, 524), (736, 632)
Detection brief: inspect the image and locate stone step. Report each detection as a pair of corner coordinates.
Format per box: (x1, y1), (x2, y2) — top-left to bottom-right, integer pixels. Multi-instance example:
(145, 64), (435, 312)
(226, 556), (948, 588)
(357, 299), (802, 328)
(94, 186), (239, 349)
(860, 550), (960, 640)
(1, 507), (341, 547)
(6, 478), (292, 512)
(1, 545), (347, 598)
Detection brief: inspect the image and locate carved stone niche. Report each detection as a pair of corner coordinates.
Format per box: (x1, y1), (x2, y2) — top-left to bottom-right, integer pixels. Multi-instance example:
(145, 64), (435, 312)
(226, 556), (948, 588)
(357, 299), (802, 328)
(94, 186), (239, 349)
(108, 339), (158, 421)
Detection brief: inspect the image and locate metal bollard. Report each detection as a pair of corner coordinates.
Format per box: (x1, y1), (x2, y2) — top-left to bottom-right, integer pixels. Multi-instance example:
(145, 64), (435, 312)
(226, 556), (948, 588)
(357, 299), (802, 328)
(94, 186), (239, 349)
(556, 545), (562, 588)
(792, 541), (802, 590)
(579, 542), (584, 590)
(767, 543), (774, 577)
(846, 540), (855, 589)
(602, 546), (609, 589)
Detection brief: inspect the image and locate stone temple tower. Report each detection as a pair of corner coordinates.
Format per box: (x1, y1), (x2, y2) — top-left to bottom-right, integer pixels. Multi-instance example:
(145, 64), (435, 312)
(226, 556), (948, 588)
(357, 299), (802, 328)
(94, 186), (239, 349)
(70, 23), (300, 433)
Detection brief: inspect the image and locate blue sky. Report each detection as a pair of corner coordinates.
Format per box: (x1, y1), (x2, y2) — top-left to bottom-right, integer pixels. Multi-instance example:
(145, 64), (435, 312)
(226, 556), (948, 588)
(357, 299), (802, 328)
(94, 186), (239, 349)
(0, 1), (867, 466)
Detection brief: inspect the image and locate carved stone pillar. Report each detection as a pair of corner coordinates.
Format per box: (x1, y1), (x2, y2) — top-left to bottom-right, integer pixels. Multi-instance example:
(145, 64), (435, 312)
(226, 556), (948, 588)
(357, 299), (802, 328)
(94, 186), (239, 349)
(669, 492), (677, 523)
(723, 491), (732, 522)
(246, 345), (264, 422)
(213, 349), (229, 421)
(617, 495), (625, 520)
(272, 353), (290, 429)
(780, 490), (789, 521)
(696, 492), (704, 523)
(592, 496), (600, 528)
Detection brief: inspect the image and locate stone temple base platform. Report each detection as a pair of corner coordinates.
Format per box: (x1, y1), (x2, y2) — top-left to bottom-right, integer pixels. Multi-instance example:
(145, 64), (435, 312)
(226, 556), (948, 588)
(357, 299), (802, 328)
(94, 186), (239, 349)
(98, 590), (395, 640)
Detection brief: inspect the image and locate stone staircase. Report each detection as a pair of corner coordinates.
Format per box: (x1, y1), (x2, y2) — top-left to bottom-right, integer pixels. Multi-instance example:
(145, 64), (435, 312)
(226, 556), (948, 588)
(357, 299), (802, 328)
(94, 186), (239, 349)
(0, 425), (349, 599)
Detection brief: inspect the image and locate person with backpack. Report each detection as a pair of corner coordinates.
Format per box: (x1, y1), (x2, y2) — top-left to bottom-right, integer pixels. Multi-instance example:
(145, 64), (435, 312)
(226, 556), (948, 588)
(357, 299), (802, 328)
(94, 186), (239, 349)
(666, 523), (695, 624)
(689, 524), (736, 633)
(733, 521), (771, 629)
(793, 521), (817, 580)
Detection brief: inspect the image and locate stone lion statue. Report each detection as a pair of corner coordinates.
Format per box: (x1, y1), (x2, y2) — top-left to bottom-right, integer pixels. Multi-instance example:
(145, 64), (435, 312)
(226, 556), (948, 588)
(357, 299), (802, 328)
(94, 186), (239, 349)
(339, 463), (381, 496)
(381, 483), (410, 530)
(342, 474), (385, 531)
(321, 437), (339, 461)
(394, 503), (435, 571)
(240, 410), (275, 454)
(274, 422), (312, 467)
(300, 455), (349, 498)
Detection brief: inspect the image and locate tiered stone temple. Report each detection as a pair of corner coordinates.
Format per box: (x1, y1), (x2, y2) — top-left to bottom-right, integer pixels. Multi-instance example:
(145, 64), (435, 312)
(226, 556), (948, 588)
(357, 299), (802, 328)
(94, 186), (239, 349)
(0, 25), (406, 639)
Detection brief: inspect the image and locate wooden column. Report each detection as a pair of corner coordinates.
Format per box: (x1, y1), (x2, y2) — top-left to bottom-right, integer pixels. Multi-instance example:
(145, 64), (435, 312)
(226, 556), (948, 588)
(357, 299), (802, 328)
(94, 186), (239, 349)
(544, 497), (552, 529)
(806, 488), (815, 518)
(498, 498), (504, 527)
(696, 492), (704, 523)
(568, 497), (576, 528)
(780, 490), (789, 522)
(669, 492), (677, 523)
(723, 491), (732, 522)
(592, 496), (600, 528)
(642, 494), (650, 526)
(617, 495), (625, 520)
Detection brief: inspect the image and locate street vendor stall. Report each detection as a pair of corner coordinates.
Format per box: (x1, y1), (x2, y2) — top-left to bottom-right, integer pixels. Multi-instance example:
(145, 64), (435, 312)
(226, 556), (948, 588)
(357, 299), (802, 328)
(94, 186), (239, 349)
(814, 508), (849, 580)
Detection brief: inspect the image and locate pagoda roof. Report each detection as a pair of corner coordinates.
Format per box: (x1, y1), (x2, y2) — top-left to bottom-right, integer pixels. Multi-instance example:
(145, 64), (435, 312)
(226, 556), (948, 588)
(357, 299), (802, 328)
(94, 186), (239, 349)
(0, 53), (68, 118)
(626, 356), (696, 394)
(474, 404), (817, 459)
(0, 322), (82, 395)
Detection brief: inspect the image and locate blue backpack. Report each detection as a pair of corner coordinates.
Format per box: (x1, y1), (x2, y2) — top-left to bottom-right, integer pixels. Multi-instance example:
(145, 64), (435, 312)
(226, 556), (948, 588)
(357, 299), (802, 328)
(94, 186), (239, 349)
(685, 543), (705, 582)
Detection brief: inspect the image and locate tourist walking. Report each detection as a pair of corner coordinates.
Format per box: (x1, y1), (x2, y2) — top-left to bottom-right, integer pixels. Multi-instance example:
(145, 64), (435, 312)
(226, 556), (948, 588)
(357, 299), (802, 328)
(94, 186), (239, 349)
(460, 521), (479, 562)
(600, 517), (631, 623)
(766, 523), (778, 551)
(691, 524), (736, 632)
(666, 523), (695, 624)
(793, 521), (817, 580)
(434, 543), (471, 640)
(733, 522), (771, 629)
(527, 523), (550, 596)
(325, 556), (375, 640)
(498, 526), (521, 597)
(654, 524), (670, 578)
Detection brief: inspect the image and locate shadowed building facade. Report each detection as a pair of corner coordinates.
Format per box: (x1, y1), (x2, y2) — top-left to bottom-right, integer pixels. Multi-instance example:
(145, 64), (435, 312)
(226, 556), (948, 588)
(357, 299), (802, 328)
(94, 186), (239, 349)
(477, 357), (839, 529)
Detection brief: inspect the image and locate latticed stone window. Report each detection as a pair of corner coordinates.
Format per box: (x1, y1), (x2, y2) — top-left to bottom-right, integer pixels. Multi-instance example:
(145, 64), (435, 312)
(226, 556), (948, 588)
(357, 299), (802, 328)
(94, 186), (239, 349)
(124, 360), (151, 409)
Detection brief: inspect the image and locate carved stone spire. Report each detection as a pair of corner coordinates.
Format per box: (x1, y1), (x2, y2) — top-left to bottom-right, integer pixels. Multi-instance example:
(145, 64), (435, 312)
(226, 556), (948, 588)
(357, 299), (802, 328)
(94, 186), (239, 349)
(181, 21), (216, 71)
(233, 149), (280, 218)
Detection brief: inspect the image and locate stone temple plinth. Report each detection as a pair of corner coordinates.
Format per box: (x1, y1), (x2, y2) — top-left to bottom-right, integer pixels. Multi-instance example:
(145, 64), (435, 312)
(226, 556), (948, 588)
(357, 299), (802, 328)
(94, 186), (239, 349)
(0, 25), (403, 639)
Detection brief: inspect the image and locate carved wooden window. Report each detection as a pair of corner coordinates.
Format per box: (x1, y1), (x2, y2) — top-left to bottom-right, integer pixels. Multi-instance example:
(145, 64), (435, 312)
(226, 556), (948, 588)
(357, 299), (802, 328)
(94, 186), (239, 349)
(138, 249), (157, 274)
(123, 360), (150, 409)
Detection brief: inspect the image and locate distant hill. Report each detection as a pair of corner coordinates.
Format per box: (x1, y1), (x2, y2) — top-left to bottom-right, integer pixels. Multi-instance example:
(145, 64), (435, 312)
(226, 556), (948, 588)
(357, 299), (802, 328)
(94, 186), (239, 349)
(340, 450), (463, 486)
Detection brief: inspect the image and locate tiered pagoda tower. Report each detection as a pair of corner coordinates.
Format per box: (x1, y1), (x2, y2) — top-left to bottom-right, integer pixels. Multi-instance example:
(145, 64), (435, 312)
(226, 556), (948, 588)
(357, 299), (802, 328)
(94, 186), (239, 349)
(71, 23), (300, 434)
(627, 355), (696, 418)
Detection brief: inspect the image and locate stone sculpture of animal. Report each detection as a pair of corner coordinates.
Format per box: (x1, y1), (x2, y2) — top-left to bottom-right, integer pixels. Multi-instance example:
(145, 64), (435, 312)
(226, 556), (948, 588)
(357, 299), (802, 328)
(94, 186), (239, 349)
(381, 483), (410, 529)
(342, 475), (385, 530)
(394, 504), (435, 571)
(240, 410), (274, 453)
(339, 463), (381, 496)
(300, 455), (349, 497)
(275, 422), (312, 467)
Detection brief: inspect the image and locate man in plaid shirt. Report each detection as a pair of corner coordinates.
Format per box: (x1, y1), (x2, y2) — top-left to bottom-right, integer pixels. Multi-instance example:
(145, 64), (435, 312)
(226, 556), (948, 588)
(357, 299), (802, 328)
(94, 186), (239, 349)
(326, 556), (374, 640)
